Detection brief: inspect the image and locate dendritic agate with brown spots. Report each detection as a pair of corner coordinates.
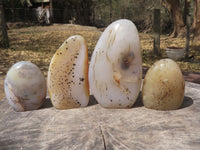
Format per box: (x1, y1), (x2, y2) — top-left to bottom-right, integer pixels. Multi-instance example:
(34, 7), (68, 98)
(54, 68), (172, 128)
(89, 19), (142, 108)
(142, 59), (185, 110)
(47, 35), (89, 109)
(4, 61), (46, 112)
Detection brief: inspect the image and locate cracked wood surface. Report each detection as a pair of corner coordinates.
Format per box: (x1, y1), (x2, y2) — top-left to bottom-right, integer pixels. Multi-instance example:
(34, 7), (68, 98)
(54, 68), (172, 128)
(0, 82), (200, 150)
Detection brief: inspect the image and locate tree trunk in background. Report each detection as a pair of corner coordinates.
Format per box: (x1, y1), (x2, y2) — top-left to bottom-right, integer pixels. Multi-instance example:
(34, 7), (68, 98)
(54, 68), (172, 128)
(162, 0), (185, 37)
(10, 0), (16, 21)
(153, 9), (161, 56)
(74, 0), (91, 25)
(192, 0), (200, 41)
(50, 0), (53, 23)
(184, 0), (191, 25)
(0, 0), (9, 48)
(91, 3), (95, 25)
(109, 0), (112, 24)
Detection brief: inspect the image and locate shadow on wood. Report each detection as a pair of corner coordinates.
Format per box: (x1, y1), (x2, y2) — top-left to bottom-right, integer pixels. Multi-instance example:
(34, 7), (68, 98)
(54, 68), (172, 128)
(133, 93), (193, 110)
(180, 96), (193, 109)
(39, 93), (193, 110)
(40, 98), (53, 109)
(132, 92), (143, 108)
(88, 95), (98, 106)
(40, 95), (99, 109)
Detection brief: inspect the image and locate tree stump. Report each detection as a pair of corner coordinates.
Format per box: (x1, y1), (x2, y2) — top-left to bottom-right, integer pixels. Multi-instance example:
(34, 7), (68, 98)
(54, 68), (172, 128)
(0, 82), (200, 149)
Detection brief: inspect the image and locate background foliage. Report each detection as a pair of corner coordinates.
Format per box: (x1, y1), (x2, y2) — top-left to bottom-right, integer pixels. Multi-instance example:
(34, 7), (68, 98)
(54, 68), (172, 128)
(2, 0), (175, 34)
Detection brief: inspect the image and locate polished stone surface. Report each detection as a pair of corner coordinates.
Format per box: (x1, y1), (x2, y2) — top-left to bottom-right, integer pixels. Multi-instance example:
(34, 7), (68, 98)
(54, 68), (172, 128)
(0, 82), (199, 150)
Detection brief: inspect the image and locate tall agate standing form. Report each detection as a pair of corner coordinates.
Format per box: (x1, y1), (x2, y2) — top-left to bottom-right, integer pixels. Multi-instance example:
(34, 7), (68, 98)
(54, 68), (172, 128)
(47, 35), (89, 109)
(89, 19), (142, 108)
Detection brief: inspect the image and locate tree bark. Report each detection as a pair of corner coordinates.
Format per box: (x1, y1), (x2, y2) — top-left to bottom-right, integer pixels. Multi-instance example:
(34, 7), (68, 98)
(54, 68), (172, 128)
(192, 0), (200, 41)
(0, 0), (9, 48)
(162, 0), (185, 37)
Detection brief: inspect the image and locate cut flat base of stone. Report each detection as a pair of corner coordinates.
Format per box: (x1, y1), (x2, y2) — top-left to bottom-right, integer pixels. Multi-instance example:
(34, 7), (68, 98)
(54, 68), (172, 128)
(0, 82), (200, 150)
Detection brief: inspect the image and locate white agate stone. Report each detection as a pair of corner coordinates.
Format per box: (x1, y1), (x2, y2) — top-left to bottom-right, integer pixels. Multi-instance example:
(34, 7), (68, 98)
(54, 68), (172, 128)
(4, 61), (46, 112)
(47, 35), (89, 109)
(142, 59), (185, 110)
(89, 19), (142, 108)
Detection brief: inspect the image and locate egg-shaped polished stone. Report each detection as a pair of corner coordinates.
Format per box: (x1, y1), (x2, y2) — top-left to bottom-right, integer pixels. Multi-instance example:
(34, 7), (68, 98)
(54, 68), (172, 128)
(4, 61), (46, 112)
(47, 35), (89, 109)
(142, 59), (185, 110)
(89, 19), (142, 108)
